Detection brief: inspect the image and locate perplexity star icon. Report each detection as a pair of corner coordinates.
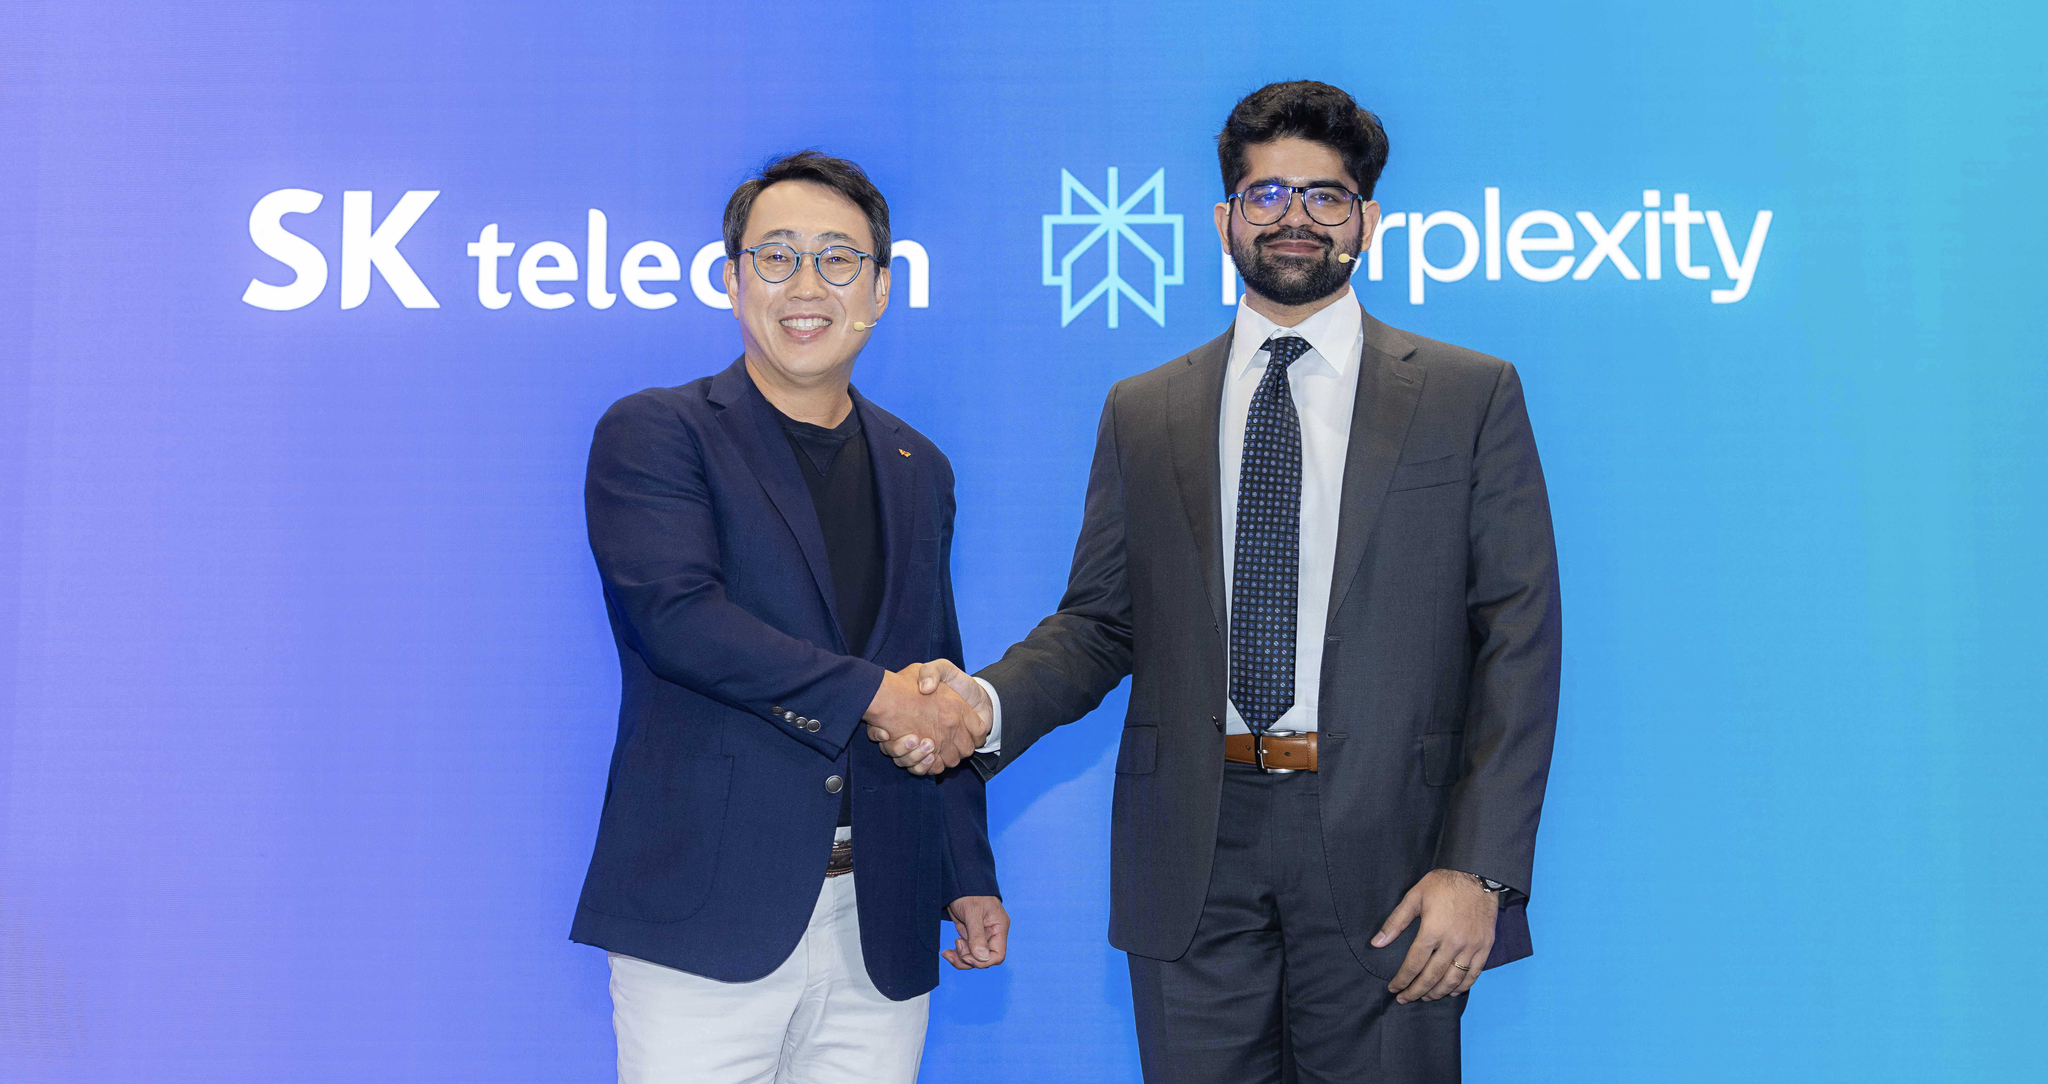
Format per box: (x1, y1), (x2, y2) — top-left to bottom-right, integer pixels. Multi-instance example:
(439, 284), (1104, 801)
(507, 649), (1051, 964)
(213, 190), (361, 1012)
(1042, 167), (1185, 328)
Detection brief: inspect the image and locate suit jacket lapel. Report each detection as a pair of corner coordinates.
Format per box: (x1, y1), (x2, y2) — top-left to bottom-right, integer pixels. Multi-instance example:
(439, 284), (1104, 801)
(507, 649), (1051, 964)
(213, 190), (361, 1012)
(1326, 305), (1424, 625)
(853, 388), (916, 662)
(708, 358), (847, 652)
(1168, 328), (1234, 633)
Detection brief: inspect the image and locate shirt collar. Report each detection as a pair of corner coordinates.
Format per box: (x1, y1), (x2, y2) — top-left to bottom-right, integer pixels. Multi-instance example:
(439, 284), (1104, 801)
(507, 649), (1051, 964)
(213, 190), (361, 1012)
(1226, 286), (1362, 383)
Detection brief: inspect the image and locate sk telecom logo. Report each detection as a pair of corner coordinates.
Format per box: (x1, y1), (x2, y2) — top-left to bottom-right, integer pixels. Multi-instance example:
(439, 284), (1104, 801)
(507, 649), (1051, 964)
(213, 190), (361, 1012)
(1042, 168), (1184, 328)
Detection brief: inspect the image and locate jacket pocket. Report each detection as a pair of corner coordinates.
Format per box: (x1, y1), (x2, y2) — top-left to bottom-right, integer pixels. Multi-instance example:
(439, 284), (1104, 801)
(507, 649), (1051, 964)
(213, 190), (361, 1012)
(1388, 453), (1469, 492)
(1115, 725), (1158, 775)
(1418, 731), (1464, 787)
(580, 750), (734, 923)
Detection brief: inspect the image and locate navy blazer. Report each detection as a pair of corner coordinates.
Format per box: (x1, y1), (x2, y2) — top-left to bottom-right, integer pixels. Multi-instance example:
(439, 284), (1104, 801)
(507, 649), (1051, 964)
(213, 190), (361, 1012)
(570, 358), (998, 1001)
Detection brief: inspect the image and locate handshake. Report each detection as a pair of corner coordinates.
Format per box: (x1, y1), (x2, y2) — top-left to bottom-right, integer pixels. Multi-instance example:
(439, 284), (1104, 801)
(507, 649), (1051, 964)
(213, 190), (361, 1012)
(861, 659), (991, 775)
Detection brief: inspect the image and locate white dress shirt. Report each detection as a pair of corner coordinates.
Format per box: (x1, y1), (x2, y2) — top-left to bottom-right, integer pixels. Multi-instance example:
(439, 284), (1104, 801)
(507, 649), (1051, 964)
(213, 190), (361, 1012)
(1219, 289), (1363, 735)
(975, 288), (1364, 747)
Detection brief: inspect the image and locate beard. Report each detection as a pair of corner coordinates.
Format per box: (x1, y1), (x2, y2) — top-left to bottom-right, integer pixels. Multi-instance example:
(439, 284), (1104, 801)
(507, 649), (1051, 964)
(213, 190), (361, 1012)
(1232, 225), (1358, 307)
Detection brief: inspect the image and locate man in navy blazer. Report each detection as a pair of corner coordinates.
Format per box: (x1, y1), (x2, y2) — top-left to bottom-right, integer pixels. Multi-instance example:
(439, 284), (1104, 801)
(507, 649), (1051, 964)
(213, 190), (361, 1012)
(572, 151), (1004, 1084)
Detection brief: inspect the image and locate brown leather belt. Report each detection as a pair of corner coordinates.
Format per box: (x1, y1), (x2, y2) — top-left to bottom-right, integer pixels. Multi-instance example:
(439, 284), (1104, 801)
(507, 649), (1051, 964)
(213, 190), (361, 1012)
(1224, 731), (1319, 772)
(825, 838), (854, 878)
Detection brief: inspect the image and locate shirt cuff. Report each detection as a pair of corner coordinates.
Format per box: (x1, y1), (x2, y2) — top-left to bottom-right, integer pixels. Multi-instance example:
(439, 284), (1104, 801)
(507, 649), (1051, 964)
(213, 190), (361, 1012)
(973, 677), (1003, 754)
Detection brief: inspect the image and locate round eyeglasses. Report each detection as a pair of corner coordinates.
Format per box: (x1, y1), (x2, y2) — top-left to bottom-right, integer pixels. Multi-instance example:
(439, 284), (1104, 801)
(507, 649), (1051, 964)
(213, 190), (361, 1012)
(1229, 184), (1365, 227)
(739, 243), (874, 287)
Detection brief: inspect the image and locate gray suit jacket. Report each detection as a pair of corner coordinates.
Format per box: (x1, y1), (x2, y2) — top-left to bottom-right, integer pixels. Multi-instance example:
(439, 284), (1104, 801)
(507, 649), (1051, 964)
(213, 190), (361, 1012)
(979, 304), (1561, 976)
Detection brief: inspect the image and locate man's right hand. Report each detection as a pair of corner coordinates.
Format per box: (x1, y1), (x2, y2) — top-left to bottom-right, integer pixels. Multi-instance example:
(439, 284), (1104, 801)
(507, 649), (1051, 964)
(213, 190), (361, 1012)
(863, 663), (984, 774)
(866, 659), (993, 774)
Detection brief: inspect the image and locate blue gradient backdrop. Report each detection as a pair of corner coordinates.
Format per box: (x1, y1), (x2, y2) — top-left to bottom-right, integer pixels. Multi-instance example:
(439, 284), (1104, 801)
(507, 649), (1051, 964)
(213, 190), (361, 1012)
(3, 2), (2044, 1081)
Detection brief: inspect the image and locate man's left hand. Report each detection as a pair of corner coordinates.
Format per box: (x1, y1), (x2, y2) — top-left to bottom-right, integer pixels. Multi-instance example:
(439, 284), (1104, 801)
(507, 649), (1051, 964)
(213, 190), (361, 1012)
(1372, 869), (1498, 1003)
(942, 895), (1009, 970)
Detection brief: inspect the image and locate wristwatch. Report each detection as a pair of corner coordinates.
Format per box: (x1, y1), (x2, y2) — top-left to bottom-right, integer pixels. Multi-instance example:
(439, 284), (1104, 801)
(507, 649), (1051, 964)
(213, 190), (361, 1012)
(1464, 873), (1508, 902)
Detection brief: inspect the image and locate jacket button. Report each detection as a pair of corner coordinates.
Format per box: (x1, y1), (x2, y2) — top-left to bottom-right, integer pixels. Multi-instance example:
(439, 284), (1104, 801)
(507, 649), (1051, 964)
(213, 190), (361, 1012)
(806, 719), (821, 732)
(782, 711), (797, 723)
(825, 775), (844, 794)
(771, 706), (785, 716)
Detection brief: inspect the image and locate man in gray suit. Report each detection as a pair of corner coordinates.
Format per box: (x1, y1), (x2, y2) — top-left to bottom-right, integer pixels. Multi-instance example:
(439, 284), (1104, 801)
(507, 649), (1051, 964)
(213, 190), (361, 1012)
(888, 81), (1561, 1082)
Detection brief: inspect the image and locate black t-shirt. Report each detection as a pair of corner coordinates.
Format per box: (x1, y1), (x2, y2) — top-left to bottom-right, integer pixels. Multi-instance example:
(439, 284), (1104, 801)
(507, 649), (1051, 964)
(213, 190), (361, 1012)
(775, 403), (884, 826)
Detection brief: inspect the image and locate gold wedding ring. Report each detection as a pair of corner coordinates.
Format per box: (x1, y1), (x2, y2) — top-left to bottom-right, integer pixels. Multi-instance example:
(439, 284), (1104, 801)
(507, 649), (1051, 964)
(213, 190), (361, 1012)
(1451, 961), (1472, 971)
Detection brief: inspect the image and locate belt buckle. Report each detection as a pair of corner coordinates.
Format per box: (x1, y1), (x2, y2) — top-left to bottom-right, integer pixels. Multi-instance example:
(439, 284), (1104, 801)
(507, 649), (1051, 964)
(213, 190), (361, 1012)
(1255, 729), (1298, 774)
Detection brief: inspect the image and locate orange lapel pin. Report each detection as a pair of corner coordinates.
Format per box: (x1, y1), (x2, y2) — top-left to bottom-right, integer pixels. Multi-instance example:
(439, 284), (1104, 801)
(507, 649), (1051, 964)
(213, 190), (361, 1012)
(898, 448), (911, 457)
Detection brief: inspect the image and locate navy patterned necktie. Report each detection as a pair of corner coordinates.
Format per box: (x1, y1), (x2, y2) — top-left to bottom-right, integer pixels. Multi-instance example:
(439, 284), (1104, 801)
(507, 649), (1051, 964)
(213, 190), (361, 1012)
(1230, 334), (1311, 735)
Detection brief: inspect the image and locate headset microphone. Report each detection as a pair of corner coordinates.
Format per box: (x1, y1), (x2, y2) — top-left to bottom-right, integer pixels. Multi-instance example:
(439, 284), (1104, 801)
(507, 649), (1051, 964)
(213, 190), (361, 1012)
(1336, 253), (1354, 264)
(851, 318), (879, 331)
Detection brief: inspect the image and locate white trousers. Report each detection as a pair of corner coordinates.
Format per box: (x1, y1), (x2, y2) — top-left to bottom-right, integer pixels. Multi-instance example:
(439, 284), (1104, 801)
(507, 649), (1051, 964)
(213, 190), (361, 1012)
(608, 829), (929, 1084)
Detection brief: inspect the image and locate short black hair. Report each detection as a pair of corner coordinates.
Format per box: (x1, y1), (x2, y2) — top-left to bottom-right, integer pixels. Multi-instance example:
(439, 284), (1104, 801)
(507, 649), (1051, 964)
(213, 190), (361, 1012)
(722, 150), (891, 264)
(1217, 81), (1389, 200)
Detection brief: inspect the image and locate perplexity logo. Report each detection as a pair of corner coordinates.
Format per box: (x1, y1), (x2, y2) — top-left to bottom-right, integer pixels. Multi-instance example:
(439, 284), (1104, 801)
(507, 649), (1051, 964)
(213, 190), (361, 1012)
(1044, 170), (1774, 325)
(1041, 168), (1186, 328)
(1342, 188), (1773, 305)
(238, 190), (932, 312)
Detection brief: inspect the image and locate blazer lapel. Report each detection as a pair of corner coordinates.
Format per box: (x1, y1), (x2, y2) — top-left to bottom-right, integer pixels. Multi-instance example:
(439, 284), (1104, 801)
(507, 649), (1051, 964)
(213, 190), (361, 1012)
(1325, 306), (1425, 625)
(707, 358), (847, 651)
(853, 388), (916, 662)
(1168, 327), (1234, 633)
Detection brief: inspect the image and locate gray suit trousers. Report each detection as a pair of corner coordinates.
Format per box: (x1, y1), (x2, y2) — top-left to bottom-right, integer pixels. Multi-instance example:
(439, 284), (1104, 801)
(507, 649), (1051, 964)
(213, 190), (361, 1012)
(1127, 764), (1465, 1084)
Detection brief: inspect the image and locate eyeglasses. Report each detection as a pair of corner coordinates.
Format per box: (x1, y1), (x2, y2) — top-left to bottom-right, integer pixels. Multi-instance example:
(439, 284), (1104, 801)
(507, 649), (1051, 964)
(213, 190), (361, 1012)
(739, 243), (874, 287)
(1228, 184), (1366, 227)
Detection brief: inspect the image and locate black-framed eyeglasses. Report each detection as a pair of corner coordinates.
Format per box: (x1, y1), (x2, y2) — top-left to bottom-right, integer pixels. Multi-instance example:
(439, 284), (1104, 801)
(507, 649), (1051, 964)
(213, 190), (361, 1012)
(1228, 184), (1365, 227)
(739, 243), (874, 287)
